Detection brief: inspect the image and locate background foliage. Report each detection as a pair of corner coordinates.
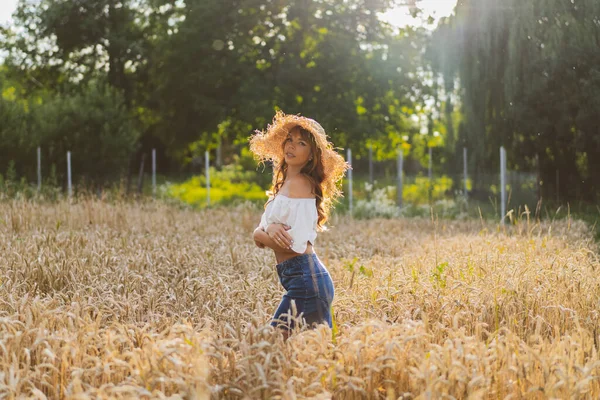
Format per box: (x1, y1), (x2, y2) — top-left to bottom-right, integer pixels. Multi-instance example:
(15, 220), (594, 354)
(0, 0), (598, 205)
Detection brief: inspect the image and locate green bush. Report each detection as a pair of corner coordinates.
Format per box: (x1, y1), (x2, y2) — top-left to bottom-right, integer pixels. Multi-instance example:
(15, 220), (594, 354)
(402, 175), (453, 205)
(32, 83), (139, 185)
(0, 161), (64, 202)
(165, 164), (266, 208)
(354, 186), (400, 219)
(0, 87), (34, 177)
(351, 176), (468, 219)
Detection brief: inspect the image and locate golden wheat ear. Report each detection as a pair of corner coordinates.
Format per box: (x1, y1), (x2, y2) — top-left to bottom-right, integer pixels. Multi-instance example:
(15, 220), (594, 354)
(2, 197), (596, 398)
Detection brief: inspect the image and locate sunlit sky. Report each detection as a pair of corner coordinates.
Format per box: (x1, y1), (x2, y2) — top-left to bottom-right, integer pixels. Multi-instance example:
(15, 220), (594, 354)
(0, 0), (456, 27)
(0, 0), (18, 25)
(381, 0), (457, 29)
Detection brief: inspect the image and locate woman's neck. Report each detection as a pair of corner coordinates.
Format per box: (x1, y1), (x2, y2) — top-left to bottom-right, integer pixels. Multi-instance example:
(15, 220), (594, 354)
(286, 166), (302, 179)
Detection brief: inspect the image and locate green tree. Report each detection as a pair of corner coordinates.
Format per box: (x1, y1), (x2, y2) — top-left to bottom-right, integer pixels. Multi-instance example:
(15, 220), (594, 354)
(32, 84), (139, 186)
(0, 70), (33, 178)
(430, 0), (600, 201)
(1, 0), (433, 180)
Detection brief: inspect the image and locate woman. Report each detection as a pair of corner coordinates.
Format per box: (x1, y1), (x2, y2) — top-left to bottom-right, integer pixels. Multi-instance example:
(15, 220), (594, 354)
(250, 111), (349, 334)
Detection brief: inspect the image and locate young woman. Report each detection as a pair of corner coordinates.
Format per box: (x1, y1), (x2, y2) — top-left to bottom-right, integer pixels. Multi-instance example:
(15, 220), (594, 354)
(250, 111), (349, 334)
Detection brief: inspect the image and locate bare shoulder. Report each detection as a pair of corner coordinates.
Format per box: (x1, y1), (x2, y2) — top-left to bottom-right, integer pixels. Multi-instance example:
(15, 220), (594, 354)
(287, 175), (315, 199)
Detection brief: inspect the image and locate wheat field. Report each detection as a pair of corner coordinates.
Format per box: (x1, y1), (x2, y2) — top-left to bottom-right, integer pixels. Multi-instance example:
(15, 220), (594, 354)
(0, 199), (599, 399)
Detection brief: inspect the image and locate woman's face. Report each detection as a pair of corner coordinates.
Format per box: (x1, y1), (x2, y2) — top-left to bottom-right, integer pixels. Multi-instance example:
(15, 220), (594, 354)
(283, 127), (313, 167)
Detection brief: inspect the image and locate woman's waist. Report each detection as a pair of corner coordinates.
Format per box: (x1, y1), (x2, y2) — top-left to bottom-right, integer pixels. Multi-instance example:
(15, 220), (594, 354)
(274, 243), (313, 264)
(276, 251), (328, 275)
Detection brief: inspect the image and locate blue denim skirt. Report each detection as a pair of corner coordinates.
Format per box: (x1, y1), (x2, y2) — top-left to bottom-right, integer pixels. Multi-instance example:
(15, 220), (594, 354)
(271, 253), (335, 330)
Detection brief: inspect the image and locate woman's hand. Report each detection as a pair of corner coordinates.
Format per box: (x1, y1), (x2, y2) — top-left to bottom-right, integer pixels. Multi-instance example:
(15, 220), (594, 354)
(253, 226), (295, 253)
(266, 223), (293, 250)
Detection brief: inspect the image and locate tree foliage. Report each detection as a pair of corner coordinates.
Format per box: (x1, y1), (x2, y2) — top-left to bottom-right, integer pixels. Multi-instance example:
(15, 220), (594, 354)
(11, 0), (598, 204)
(33, 84), (139, 184)
(430, 0), (600, 201)
(1, 0), (435, 182)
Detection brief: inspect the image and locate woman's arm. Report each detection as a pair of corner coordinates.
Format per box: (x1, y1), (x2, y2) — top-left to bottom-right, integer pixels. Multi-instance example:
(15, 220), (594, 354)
(253, 227), (297, 253)
(253, 175), (314, 253)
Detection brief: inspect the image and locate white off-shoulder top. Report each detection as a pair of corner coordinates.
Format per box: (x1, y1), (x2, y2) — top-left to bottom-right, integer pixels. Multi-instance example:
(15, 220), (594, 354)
(259, 194), (318, 254)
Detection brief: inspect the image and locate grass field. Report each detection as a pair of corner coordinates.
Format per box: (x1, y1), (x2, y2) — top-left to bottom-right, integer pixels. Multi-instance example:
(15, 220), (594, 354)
(0, 199), (599, 399)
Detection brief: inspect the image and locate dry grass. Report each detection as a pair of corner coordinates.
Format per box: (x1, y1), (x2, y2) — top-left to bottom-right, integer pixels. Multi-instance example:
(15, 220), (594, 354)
(0, 199), (599, 399)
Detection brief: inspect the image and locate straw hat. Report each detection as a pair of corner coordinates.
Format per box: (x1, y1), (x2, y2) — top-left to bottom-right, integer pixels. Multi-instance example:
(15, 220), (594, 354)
(249, 110), (350, 212)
